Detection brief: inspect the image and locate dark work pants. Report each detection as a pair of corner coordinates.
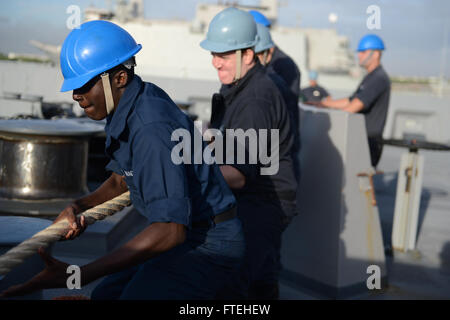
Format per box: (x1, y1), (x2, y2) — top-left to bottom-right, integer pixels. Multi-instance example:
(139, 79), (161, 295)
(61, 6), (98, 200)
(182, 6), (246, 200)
(216, 194), (295, 300)
(90, 218), (245, 300)
(368, 137), (384, 168)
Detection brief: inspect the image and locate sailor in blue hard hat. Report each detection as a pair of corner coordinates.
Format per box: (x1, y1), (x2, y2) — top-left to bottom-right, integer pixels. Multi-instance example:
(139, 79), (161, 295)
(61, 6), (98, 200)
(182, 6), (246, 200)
(311, 34), (391, 167)
(255, 22), (301, 183)
(249, 10), (272, 28)
(249, 10), (301, 101)
(254, 23), (275, 66)
(201, 7), (298, 300)
(300, 70), (331, 103)
(0, 20), (245, 300)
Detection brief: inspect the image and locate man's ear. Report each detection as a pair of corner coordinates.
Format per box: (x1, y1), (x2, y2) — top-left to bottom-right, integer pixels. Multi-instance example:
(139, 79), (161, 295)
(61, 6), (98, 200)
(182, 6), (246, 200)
(113, 70), (129, 89)
(375, 50), (382, 60)
(242, 49), (255, 65)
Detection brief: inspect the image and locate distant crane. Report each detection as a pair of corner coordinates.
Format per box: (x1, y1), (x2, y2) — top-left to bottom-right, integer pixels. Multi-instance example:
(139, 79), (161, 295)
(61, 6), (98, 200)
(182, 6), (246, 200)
(29, 40), (61, 66)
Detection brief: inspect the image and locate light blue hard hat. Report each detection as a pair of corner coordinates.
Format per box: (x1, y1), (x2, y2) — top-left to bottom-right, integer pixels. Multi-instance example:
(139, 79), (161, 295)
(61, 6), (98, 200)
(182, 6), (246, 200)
(255, 23), (274, 53)
(309, 70), (318, 80)
(60, 20), (142, 92)
(249, 10), (271, 28)
(357, 34), (385, 52)
(200, 7), (258, 53)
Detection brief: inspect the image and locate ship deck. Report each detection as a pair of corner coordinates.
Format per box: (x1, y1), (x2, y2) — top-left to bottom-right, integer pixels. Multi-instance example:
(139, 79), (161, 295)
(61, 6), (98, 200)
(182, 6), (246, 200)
(35, 144), (450, 300)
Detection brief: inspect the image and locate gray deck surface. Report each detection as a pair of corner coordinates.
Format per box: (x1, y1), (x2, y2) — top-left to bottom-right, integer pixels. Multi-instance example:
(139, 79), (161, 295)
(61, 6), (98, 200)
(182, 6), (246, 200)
(280, 145), (450, 300)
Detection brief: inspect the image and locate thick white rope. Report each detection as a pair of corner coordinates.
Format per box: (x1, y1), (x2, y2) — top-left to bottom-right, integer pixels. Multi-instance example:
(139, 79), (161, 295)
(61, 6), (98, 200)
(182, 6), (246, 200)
(0, 192), (131, 276)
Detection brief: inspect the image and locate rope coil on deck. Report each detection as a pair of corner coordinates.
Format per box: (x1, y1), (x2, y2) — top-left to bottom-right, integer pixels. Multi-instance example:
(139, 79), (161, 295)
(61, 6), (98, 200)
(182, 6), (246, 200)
(0, 191), (131, 277)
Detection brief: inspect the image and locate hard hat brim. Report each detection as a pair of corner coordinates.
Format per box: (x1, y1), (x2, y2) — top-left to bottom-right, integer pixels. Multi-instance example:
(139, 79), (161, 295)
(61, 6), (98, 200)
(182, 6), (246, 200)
(200, 39), (256, 53)
(255, 43), (274, 54)
(356, 46), (385, 52)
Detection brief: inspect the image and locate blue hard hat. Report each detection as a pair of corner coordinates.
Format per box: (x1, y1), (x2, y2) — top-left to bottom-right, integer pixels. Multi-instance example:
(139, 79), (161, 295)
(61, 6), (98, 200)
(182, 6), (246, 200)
(255, 23), (274, 53)
(309, 70), (318, 80)
(249, 10), (271, 27)
(60, 20), (142, 92)
(357, 34), (385, 52)
(200, 7), (258, 53)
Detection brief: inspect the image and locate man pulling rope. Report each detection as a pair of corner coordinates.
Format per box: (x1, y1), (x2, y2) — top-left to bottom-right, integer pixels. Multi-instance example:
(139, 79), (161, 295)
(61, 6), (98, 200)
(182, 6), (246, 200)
(0, 20), (244, 300)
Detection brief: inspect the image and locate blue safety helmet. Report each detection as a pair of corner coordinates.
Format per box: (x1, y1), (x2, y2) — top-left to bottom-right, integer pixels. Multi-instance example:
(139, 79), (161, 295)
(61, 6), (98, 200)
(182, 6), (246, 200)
(249, 10), (271, 28)
(200, 7), (258, 53)
(357, 34), (385, 52)
(255, 24), (274, 53)
(309, 70), (318, 81)
(60, 20), (142, 92)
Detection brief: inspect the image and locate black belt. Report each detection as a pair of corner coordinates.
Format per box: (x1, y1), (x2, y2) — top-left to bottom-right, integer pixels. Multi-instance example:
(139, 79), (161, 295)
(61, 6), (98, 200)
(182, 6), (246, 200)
(192, 207), (237, 229)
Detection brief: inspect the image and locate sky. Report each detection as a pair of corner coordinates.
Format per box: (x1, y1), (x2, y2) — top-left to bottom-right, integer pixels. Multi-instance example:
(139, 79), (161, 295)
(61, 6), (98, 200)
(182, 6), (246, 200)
(0, 0), (449, 78)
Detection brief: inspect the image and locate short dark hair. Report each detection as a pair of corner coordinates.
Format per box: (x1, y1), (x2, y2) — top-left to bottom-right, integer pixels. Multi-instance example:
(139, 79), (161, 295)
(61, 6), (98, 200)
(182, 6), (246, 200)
(107, 63), (135, 85)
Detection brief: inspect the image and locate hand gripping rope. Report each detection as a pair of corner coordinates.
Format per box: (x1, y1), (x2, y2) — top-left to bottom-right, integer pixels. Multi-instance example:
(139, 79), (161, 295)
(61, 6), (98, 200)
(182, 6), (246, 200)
(0, 192), (131, 277)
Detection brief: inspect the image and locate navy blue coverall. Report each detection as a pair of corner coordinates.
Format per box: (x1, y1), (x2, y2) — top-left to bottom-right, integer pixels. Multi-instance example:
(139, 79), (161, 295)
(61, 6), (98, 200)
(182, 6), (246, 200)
(90, 75), (245, 300)
(212, 62), (298, 299)
(268, 47), (301, 102)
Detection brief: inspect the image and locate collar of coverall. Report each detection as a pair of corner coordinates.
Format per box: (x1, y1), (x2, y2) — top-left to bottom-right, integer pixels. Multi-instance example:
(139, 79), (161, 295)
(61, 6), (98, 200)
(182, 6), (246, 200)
(105, 74), (143, 140)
